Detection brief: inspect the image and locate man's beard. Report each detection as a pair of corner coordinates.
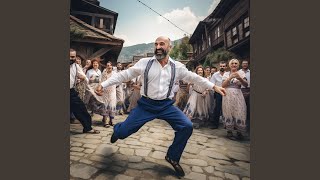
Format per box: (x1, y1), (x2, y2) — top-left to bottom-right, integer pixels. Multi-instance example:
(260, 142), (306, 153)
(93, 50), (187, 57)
(70, 59), (76, 65)
(154, 48), (168, 61)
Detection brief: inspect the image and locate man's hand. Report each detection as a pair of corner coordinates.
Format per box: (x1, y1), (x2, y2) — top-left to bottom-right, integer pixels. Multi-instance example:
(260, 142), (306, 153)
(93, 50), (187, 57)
(95, 84), (103, 96)
(213, 85), (226, 96)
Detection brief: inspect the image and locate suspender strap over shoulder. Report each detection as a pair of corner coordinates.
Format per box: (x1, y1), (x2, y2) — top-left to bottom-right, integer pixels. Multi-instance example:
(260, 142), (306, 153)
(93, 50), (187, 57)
(166, 61), (176, 98)
(143, 59), (176, 99)
(144, 59), (154, 97)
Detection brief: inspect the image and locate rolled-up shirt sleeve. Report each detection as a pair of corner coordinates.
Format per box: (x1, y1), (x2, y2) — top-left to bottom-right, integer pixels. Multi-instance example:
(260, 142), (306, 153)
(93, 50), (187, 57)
(179, 65), (215, 90)
(101, 61), (142, 88)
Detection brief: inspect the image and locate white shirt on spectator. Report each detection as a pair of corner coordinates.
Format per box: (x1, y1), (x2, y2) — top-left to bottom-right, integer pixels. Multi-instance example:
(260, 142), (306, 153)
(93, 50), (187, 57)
(70, 63), (88, 89)
(101, 56), (215, 100)
(86, 69), (102, 81)
(210, 71), (225, 88)
(239, 69), (250, 88)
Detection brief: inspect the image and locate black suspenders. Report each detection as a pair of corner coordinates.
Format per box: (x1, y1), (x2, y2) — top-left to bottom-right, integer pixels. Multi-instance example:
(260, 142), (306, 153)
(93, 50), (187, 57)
(143, 59), (176, 99)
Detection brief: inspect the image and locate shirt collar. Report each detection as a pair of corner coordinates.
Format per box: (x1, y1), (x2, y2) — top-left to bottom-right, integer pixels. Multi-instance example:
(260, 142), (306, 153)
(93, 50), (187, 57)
(150, 56), (175, 65)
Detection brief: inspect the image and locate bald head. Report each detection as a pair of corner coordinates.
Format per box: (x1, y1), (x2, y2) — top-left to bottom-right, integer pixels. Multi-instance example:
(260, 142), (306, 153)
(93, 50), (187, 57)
(155, 36), (171, 46)
(154, 36), (172, 61)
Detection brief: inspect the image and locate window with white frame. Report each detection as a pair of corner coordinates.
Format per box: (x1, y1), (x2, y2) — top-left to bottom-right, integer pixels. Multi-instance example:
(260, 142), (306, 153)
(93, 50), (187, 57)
(244, 17), (250, 28)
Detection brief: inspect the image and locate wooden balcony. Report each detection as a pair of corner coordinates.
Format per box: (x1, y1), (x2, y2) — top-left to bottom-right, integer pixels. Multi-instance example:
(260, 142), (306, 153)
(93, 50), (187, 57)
(193, 46), (212, 62)
(212, 35), (224, 47)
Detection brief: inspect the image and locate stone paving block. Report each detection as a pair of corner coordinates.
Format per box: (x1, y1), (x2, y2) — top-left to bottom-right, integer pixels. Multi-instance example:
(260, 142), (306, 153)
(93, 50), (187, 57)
(191, 166), (203, 173)
(142, 169), (159, 178)
(181, 158), (208, 167)
(182, 152), (199, 159)
(111, 153), (129, 161)
(70, 156), (80, 161)
(225, 173), (240, 180)
(235, 161), (250, 170)
(114, 174), (134, 180)
(71, 142), (83, 147)
(70, 152), (85, 157)
(70, 164), (98, 179)
(70, 147), (84, 152)
(71, 134), (86, 138)
(94, 173), (114, 180)
(148, 127), (164, 133)
(184, 144), (201, 154)
(185, 172), (206, 180)
(227, 152), (250, 161)
(114, 160), (128, 167)
(135, 149), (151, 157)
(83, 149), (94, 154)
(79, 159), (93, 165)
(109, 165), (125, 173)
(213, 170), (225, 178)
(83, 144), (98, 149)
(215, 165), (249, 177)
(119, 147), (135, 156)
(117, 144), (129, 148)
(128, 156), (143, 162)
(199, 150), (230, 160)
(208, 176), (224, 180)
(190, 135), (208, 143)
(89, 155), (112, 164)
(125, 140), (145, 146)
(124, 169), (142, 177)
(204, 166), (214, 173)
(150, 133), (170, 140)
(95, 144), (119, 156)
(85, 135), (102, 139)
(128, 162), (156, 170)
(151, 151), (166, 160)
(140, 137), (154, 143)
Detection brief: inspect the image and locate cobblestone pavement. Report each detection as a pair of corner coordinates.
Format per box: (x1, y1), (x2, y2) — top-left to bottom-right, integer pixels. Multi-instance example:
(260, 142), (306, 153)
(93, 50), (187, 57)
(70, 114), (250, 180)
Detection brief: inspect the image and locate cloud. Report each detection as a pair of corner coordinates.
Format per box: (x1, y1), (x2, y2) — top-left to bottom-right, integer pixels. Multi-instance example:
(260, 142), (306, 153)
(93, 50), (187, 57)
(116, 6), (207, 47)
(156, 7), (204, 39)
(113, 33), (134, 47)
(207, 0), (221, 15)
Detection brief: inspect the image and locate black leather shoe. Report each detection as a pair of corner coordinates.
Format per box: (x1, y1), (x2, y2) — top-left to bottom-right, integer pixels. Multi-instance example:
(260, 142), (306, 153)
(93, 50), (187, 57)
(165, 156), (185, 177)
(110, 132), (118, 143)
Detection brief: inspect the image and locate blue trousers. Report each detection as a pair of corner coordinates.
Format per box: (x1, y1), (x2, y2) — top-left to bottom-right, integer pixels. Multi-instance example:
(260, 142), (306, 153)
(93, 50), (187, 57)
(113, 96), (193, 162)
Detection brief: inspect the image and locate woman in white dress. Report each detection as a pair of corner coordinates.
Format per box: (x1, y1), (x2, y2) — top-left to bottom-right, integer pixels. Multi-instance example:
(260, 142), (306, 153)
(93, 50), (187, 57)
(84, 59), (102, 116)
(183, 66), (210, 128)
(222, 59), (248, 140)
(99, 61), (117, 127)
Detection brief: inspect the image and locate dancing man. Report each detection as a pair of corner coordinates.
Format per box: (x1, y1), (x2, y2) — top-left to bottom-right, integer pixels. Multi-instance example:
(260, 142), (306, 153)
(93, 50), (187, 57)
(95, 36), (226, 177)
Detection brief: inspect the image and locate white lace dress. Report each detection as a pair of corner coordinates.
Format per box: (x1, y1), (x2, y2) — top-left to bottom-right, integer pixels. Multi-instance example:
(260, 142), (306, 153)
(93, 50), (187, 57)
(222, 71), (247, 133)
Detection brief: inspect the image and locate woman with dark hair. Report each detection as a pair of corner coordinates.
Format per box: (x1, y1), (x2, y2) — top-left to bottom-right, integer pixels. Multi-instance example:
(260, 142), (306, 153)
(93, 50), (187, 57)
(222, 59), (248, 140)
(183, 66), (210, 128)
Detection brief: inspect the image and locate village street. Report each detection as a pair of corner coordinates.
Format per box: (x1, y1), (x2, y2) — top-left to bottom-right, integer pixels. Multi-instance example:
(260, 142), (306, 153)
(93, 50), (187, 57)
(70, 114), (250, 180)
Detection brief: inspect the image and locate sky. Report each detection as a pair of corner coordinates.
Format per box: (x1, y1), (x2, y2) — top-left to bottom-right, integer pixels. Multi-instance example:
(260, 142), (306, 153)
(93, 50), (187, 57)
(99, 0), (221, 47)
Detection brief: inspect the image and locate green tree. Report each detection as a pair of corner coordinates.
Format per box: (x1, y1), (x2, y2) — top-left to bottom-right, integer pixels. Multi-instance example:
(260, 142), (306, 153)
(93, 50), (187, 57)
(204, 48), (236, 67)
(169, 35), (192, 60)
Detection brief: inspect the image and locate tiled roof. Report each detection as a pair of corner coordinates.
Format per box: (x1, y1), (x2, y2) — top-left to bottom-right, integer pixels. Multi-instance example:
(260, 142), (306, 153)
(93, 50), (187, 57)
(70, 15), (124, 42)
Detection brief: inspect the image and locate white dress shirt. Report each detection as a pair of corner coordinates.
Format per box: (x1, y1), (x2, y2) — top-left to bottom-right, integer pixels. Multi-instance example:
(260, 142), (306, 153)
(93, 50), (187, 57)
(239, 69), (250, 88)
(86, 69), (102, 81)
(101, 56), (215, 100)
(70, 63), (88, 89)
(210, 71), (225, 87)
